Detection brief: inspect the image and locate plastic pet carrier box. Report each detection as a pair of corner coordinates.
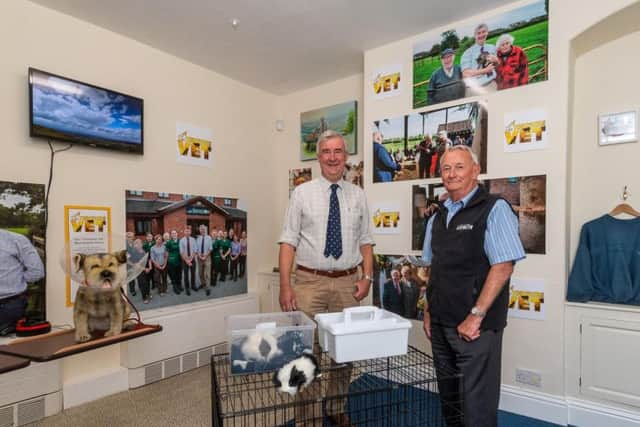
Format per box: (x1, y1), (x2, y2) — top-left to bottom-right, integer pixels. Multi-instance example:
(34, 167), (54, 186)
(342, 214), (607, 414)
(226, 311), (315, 374)
(315, 306), (412, 363)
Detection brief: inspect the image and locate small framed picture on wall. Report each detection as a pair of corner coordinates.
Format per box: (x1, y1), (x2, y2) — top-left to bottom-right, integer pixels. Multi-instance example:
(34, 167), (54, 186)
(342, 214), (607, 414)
(598, 110), (637, 146)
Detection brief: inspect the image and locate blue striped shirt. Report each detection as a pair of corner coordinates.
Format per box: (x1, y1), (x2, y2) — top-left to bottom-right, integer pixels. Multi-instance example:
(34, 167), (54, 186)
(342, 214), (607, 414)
(0, 229), (45, 299)
(422, 186), (525, 266)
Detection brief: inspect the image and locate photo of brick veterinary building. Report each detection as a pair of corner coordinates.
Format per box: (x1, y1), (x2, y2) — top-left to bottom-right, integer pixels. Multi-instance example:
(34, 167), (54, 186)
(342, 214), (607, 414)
(125, 190), (247, 238)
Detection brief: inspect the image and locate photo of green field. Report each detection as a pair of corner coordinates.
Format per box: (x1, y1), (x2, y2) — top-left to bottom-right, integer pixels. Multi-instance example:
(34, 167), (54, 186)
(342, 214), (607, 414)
(300, 101), (357, 161)
(412, 0), (548, 108)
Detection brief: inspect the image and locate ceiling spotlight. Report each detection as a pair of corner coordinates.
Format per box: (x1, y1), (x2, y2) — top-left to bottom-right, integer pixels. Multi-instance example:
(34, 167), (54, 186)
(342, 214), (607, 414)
(231, 18), (239, 29)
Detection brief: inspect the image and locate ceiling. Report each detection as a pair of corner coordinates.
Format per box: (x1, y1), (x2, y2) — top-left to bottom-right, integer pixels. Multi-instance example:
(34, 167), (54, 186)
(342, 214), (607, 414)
(29, 0), (515, 95)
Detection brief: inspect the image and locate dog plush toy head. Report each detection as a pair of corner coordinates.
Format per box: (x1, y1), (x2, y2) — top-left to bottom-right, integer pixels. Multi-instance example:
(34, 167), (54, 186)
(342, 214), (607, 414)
(73, 250), (127, 290)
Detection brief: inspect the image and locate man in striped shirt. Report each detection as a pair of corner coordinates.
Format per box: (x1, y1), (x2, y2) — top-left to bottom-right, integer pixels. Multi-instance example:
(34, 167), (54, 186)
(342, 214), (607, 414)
(279, 129), (374, 426)
(422, 145), (525, 427)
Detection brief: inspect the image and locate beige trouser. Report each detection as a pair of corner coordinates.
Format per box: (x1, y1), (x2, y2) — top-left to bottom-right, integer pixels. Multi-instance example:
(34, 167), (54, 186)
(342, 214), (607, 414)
(197, 255), (211, 289)
(294, 268), (360, 426)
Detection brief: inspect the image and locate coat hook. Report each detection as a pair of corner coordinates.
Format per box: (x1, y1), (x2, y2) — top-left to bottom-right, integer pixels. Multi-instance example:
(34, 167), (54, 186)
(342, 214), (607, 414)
(623, 185), (630, 201)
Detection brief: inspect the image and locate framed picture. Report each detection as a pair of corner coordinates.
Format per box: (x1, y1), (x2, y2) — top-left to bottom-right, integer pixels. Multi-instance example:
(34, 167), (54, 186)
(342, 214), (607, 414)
(300, 101), (357, 161)
(598, 110), (637, 146)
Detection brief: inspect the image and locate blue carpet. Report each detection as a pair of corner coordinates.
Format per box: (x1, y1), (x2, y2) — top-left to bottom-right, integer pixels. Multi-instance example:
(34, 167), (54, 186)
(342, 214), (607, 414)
(499, 410), (564, 426)
(279, 373), (568, 426)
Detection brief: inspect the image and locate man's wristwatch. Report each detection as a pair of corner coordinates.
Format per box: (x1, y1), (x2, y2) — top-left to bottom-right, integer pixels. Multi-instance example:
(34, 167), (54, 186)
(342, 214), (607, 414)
(364, 275), (374, 284)
(470, 306), (486, 318)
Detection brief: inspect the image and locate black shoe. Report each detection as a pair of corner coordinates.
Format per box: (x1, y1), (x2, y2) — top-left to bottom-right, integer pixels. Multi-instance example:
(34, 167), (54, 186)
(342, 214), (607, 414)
(192, 286), (199, 292)
(206, 289), (210, 296)
(131, 291), (137, 297)
(186, 290), (191, 296)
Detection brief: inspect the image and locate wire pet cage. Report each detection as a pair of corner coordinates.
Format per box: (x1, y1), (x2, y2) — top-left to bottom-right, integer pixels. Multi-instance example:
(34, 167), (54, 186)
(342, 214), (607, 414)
(211, 345), (463, 427)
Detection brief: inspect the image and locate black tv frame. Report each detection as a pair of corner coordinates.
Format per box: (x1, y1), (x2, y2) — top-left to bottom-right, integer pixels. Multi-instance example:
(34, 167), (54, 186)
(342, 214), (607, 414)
(29, 67), (144, 155)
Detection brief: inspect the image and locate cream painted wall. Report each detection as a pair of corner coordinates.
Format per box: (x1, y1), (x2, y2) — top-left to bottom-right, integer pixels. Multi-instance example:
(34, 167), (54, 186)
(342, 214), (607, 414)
(1, 1), (277, 383)
(271, 74), (364, 256)
(569, 2), (640, 259)
(362, 0), (639, 400)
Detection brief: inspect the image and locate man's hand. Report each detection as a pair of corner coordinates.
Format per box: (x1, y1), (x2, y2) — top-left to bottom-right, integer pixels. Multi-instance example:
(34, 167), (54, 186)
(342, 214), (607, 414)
(423, 311), (431, 340)
(457, 314), (482, 341)
(279, 285), (297, 312)
(352, 278), (370, 301)
(483, 63), (496, 74)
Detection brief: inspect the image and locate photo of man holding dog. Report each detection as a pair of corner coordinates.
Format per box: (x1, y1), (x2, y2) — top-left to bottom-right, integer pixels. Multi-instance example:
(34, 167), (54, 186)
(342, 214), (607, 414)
(460, 23), (499, 96)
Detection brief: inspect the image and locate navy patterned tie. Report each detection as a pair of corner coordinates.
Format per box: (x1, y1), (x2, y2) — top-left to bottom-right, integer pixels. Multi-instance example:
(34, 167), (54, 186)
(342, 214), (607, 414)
(324, 184), (343, 259)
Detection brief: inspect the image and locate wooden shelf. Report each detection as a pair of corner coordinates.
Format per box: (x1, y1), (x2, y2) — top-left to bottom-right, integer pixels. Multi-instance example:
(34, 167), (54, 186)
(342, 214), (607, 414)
(0, 354), (30, 374)
(0, 324), (162, 362)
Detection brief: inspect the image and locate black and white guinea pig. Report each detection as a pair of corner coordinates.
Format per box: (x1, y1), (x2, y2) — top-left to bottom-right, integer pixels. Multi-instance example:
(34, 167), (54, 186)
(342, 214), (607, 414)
(272, 352), (321, 395)
(241, 332), (282, 362)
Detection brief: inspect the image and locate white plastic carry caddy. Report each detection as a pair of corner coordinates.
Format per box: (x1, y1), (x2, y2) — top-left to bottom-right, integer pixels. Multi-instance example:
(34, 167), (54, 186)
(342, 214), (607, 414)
(315, 306), (412, 363)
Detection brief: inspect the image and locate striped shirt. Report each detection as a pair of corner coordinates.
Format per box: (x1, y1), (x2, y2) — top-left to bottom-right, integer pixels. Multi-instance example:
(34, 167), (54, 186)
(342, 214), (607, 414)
(279, 176), (375, 271)
(422, 186), (525, 266)
(0, 229), (45, 299)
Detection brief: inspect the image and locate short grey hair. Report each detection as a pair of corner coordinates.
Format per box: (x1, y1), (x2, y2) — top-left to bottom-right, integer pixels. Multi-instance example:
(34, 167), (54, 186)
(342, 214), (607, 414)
(316, 130), (347, 154)
(474, 23), (489, 34)
(440, 145), (479, 166)
(496, 33), (514, 48)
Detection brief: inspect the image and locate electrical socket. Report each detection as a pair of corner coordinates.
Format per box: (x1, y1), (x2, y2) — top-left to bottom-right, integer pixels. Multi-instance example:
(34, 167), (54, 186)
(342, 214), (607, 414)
(515, 368), (542, 388)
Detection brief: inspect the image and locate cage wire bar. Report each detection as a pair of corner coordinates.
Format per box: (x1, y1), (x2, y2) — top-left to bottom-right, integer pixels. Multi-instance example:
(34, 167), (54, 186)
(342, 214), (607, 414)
(211, 345), (463, 427)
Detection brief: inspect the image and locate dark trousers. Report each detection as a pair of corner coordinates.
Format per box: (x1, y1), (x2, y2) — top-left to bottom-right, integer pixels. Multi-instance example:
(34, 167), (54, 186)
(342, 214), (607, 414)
(239, 255), (246, 277)
(418, 157), (431, 179)
(153, 267), (168, 293)
(138, 272), (151, 300)
(430, 323), (504, 427)
(168, 263), (182, 291)
(182, 260), (196, 292)
(219, 257), (227, 281)
(128, 280), (137, 295)
(210, 259), (218, 287)
(230, 258), (239, 281)
(0, 294), (27, 334)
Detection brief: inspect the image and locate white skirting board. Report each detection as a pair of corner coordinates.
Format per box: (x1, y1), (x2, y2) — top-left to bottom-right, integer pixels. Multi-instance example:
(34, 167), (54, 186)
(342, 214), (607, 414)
(500, 385), (640, 426)
(500, 385), (568, 425)
(567, 397), (640, 427)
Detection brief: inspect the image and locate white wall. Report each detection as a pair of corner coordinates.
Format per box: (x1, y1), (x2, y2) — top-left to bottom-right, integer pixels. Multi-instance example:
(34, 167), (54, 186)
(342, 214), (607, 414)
(569, 2), (640, 259)
(1, 0), (277, 385)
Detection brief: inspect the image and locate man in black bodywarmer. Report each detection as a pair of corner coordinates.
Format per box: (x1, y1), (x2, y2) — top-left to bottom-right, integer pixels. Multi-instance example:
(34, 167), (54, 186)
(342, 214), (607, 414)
(421, 145), (525, 427)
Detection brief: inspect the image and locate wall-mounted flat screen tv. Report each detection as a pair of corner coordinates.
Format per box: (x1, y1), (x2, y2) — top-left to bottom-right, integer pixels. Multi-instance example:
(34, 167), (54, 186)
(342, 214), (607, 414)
(29, 68), (144, 154)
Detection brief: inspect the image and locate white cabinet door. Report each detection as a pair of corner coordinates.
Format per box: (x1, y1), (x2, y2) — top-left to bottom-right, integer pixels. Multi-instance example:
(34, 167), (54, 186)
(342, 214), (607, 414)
(581, 316), (640, 408)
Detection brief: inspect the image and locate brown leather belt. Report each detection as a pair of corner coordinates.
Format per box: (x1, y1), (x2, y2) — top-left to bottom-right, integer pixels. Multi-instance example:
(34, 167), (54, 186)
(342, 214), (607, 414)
(296, 264), (358, 278)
